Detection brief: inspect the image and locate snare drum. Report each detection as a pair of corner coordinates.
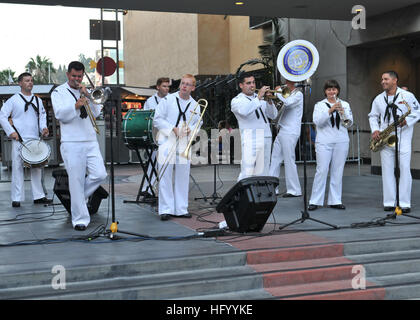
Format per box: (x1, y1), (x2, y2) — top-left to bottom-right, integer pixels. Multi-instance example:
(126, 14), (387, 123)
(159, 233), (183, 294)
(122, 109), (157, 149)
(20, 139), (51, 168)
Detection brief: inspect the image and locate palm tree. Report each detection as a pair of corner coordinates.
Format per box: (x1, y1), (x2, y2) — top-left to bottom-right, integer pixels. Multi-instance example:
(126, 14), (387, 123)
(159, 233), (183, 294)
(258, 18), (286, 87)
(25, 55), (57, 84)
(0, 69), (16, 85)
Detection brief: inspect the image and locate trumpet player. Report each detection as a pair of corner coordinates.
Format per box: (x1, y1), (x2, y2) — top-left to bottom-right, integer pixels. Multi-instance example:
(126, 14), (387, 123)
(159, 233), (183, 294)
(51, 61), (107, 231)
(308, 80), (353, 211)
(231, 74), (278, 180)
(368, 71), (420, 213)
(153, 74), (201, 221)
(269, 79), (303, 197)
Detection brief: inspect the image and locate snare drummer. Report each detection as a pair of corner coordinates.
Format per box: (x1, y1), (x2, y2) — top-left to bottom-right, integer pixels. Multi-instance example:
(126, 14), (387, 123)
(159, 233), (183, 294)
(0, 72), (51, 207)
(142, 77), (170, 195)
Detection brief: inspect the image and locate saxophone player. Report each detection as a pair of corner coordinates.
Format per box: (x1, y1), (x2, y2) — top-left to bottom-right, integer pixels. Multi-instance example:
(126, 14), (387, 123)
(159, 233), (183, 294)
(368, 71), (420, 213)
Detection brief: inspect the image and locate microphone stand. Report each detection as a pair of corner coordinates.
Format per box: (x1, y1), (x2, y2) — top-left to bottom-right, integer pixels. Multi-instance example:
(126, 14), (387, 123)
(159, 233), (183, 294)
(104, 89), (148, 239)
(383, 104), (420, 221)
(279, 80), (338, 230)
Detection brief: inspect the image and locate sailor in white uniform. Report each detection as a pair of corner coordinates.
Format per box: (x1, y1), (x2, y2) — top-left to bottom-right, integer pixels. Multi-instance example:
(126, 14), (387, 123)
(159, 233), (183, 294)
(368, 71), (420, 213)
(231, 74), (277, 181)
(269, 80), (303, 197)
(153, 74), (201, 221)
(141, 77), (170, 195)
(0, 73), (50, 207)
(51, 61), (107, 231)
(308, 80), (353, 211)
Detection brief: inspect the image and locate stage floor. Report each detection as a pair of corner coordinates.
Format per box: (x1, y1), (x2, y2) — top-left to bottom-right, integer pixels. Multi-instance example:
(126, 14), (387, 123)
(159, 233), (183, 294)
(0, 162), (419, 297)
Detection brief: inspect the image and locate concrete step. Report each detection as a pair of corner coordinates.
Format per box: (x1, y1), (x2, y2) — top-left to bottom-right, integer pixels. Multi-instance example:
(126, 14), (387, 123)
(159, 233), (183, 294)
(0, 251), (246, 290)
(0, 265), (258, 299)
(344, 237), (420, 255)
(38, 273), (265, 300)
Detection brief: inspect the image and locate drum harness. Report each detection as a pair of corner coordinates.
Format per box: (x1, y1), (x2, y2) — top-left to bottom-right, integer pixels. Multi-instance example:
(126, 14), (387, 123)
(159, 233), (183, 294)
(12, 94), (43, 151)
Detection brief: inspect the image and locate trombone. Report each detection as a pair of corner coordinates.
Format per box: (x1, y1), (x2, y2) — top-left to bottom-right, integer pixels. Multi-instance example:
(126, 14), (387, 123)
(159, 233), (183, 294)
(152, 98), (208, 193)
(76, 71), (109, 134)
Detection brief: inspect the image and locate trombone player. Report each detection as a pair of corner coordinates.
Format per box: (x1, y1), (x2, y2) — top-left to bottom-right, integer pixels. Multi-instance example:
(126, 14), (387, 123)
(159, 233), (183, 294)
(51, 61), (107, 231)
(153, 74), (202, 221)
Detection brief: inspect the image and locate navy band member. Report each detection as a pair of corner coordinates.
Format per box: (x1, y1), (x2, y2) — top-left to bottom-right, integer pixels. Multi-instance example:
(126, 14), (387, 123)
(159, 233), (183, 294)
(308, 80), (353, 211)
(153, 74), (201, 221)
(368, 71), (420, 213)
(51, 61), (107, 231)
(0, 72), (51, 207)
(231, 74), (278, 181)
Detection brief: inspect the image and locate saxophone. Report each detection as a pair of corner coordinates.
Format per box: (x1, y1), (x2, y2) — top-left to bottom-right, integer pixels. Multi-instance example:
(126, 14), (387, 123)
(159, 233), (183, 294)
(369, 100), (411, 152)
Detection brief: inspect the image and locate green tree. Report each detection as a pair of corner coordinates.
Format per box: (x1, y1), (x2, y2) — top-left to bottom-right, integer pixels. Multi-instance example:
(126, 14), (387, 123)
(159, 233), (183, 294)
(54, 64), (68, 84)
(25, 55), (57, 84)
(0, 69), (16, 85)
(79, 54), (95, 73)
(258, 18), (286, 87)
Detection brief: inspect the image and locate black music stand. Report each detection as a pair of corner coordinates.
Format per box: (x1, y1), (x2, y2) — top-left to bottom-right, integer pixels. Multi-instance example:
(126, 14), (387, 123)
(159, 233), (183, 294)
(194, 140), (222, 204)
(279, 81), (338, 230)
(382, 103), (420, 222)
(123, 143), (158, 205)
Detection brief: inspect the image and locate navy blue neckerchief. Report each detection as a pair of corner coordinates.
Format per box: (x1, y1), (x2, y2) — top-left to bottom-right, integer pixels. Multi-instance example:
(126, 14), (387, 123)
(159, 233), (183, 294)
(67, 89), (88, 119)
(325, 102), (340, 130)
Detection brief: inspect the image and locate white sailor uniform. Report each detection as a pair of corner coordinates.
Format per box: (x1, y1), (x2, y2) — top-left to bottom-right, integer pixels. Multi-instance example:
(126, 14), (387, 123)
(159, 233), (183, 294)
(309, 98), (353, 206)
(51, 82), (107, 227)
(269, 90), (303, 196)
(153, 92), (201, 216)
(0, 93), (48, 202)
(368, 87), (420, 208)
(231, 92), (278, 181)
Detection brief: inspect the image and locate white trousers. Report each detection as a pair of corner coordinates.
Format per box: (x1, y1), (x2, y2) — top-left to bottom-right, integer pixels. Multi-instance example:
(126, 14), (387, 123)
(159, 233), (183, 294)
(309, 142), (349, 206)
(11, 140), (45, 202)
(380, 147), (412, 208)
(60, 141), (107, 227)
(238, 135), (272, 181)
(157, 144), (190, 215)
(269, 133), (301, 195)
(141, 150), (157, 193)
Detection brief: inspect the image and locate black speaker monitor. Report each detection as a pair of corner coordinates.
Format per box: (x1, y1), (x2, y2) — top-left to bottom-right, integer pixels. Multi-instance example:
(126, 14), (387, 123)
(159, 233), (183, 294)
(216, 176), (279, 233)
(53, 169), (108, 215)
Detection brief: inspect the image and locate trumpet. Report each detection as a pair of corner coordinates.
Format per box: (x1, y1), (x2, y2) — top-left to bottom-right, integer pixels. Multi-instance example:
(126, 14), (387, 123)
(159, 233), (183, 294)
(76, 71), (110, 134)
(333, 95), (352, 128)
(255, 85), (291, 102)
(152, 98), (208, 193)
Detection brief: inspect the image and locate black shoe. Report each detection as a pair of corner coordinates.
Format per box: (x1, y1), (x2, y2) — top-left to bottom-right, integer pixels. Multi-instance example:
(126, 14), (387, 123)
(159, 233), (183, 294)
(12, 201), (20, 208)
(34, 197), (53, 204)
(329, 204), (346, 210)
(282, 193), (301, 198)
(384, 206), (395, 212)
(308, 204), (318, 211)
(160, 214), (170, 221)
(402, 207), (411, 213)
(74, 224), (87, 231)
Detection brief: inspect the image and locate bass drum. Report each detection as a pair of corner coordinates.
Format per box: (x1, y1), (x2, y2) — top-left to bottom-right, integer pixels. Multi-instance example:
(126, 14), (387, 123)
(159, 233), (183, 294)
(20, 139), (51, 168)
(122, 109), (158, 149)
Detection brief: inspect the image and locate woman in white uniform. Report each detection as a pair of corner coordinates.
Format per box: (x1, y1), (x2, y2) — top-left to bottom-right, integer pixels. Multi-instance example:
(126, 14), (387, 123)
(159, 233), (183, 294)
(308, 80), (353, 211)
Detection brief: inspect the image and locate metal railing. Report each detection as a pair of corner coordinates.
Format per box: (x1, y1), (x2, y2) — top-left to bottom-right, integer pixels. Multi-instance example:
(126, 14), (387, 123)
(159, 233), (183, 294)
(295, 122), (361, 175)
